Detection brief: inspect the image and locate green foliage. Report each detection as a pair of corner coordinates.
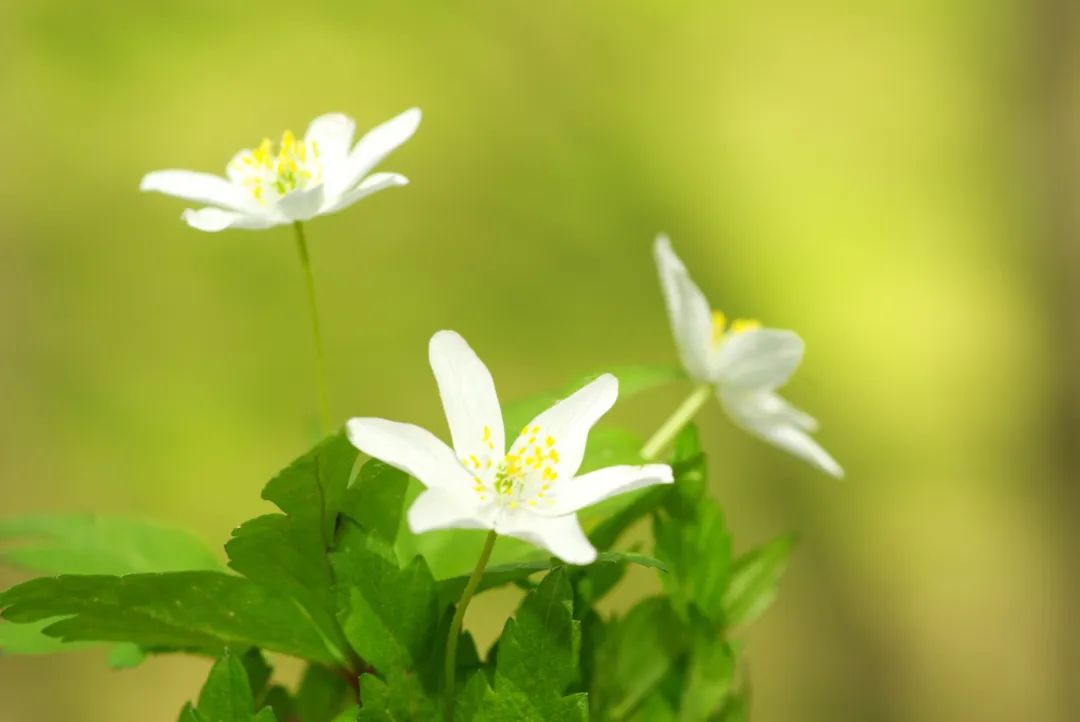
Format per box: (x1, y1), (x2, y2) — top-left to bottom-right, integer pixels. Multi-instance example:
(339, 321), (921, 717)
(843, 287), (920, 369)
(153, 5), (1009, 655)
(0, 571), (338, 663)
(457, 568), (588, 722)
(226, 433), (360, 669)
(581, 424), (786, 720)
(331, 458), (445, 721)
(0, 514), (222, 575)
(0, 514), (221, 658)
(295, 663), (352, 722)
(436, 551), (666, 606)
(180, 650), (279, 722)
(0, 413), (795, 722)
(723, 535), (795, 630)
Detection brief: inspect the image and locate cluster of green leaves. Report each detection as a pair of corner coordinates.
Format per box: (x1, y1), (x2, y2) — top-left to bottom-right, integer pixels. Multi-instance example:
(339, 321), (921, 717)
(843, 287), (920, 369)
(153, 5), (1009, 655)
(583, 426), (793, 721)
(0, 370), (792, 722)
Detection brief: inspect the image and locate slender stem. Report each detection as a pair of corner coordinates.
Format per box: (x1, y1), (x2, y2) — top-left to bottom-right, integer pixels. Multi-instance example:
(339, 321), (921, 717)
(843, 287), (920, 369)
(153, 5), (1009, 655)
(444, 530), (498, 721)
(640, 383), (713, 461)
(292, 221), (330, 434)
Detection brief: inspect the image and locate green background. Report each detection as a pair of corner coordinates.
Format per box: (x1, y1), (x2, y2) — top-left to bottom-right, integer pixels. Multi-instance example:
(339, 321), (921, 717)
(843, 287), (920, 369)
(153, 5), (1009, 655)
(1, 0), (1077, 720)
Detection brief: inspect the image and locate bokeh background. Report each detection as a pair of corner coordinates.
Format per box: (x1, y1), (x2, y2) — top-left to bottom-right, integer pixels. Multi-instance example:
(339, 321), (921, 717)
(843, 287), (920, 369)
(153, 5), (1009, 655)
(2, 0), (1078, 720)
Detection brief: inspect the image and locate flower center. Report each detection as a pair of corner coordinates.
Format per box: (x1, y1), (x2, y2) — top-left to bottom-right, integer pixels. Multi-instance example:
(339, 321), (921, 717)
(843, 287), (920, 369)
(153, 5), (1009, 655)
(467, 424), (560, 510)
(712, 310), (761, 344)
(232, 130), (323, 204)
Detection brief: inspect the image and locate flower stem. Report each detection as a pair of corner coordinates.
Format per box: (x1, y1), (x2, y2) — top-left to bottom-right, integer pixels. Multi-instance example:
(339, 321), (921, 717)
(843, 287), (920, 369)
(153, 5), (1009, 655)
(444, 529), (497, 721)
(640, 383), (713, 461)
(292, 221), (330, 434)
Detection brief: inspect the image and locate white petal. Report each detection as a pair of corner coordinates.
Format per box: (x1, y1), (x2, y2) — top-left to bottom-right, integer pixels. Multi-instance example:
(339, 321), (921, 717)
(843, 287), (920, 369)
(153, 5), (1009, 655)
(321, 173), (408, 215)
(180, 207), (280, 232)
(538, 464), (674, 516)
(304, 113), (356, 167)
(345, 417), (475, 491)
(720, 389), (843, 477)
(407, 488), (494, 534)
(329, 108), (421, 198)
(654, 235), (713, 382)
(141, 170), (252, 212)
(710, 329), (804, 390)
(428, 330), (505, 463)
(756, 391), (819, 431)
(276, 185), (325, 221)
(494, 511), (596, 565)
(517, 374), (618, 480)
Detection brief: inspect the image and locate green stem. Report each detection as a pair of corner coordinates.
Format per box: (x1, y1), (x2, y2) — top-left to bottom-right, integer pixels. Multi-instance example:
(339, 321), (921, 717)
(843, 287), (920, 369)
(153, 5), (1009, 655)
(444, 530), (498, 721)
(640, 383), (713, 461)
(292, 221), (330, 434)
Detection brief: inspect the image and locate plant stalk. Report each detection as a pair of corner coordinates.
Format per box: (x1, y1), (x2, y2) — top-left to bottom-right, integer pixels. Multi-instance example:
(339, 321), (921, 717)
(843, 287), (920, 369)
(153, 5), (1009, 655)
(640, 383), (713, 461)
(292, 221), (331, 434)
(444, 529), (498, 721)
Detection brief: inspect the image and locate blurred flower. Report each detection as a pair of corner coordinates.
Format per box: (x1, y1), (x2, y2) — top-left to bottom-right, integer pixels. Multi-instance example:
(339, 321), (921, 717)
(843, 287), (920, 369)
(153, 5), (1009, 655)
(654, 235), (843, 477)
(347, 330), (674, 564)
(140, 109), (421, 232)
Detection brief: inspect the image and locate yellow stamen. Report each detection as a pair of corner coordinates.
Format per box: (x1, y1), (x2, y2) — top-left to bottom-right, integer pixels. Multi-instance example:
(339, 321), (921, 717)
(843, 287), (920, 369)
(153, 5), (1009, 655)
(730, 318), (762, 334)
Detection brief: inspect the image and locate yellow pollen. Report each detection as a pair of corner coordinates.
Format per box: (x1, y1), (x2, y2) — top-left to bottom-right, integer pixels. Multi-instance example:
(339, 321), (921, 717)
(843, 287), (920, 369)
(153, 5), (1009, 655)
(713, 310), (763, 341)
(545, 436), (554, 447)
(233, 129), (322, 204)
(730, 318), (761, 334)
(711, 310), (728, 342)
(482, 425), (491, 441)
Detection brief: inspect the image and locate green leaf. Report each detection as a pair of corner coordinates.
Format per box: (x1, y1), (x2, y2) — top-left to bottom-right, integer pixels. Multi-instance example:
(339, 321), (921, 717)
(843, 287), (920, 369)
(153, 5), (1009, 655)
(341, 459), (409, 549)
(0, 513), (222, 659)
(592, 596), (686, 720)
(179, 703), (204, 722)
(653, 501), (732, 624)
(107, 642), (147, 669)
(587, 486), (669, 551)
(183, 650), (278, 722)
(0, 514), (222, 575)
(677, 638), (735, 722)
(436, 552), (666, 606)
(226, 433), (359, 669)
(333, 520), (442, 721)
(0, 571), (337, 664)
(295, 663), (351, 722)
(473, 568), (586, 721)
(0, 617), (93, 655)
(577, 427), (644, 474)
(723, 534), (795, 629)
(198, 651), (256, 721)
(331, 706), (360, 722)
(239, 648), (274, 704)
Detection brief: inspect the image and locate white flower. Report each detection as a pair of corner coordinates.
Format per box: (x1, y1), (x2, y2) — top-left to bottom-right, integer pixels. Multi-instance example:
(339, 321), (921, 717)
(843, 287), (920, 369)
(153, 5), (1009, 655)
(346, 331), (674, 565)
(140, 108), (421, 232)
(654, 235), (843, 477)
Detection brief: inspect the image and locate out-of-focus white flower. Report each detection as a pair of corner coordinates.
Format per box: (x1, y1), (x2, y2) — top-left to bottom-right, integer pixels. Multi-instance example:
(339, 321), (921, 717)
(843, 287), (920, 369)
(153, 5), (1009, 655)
(654, 235), (843, 477)
(346, 330), (674, 564)
(140, 109), (421, 232)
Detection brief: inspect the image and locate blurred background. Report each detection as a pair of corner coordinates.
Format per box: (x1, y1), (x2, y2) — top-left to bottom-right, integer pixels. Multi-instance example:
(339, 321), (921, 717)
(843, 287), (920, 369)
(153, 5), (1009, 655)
(1, 0), (1078, 720)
